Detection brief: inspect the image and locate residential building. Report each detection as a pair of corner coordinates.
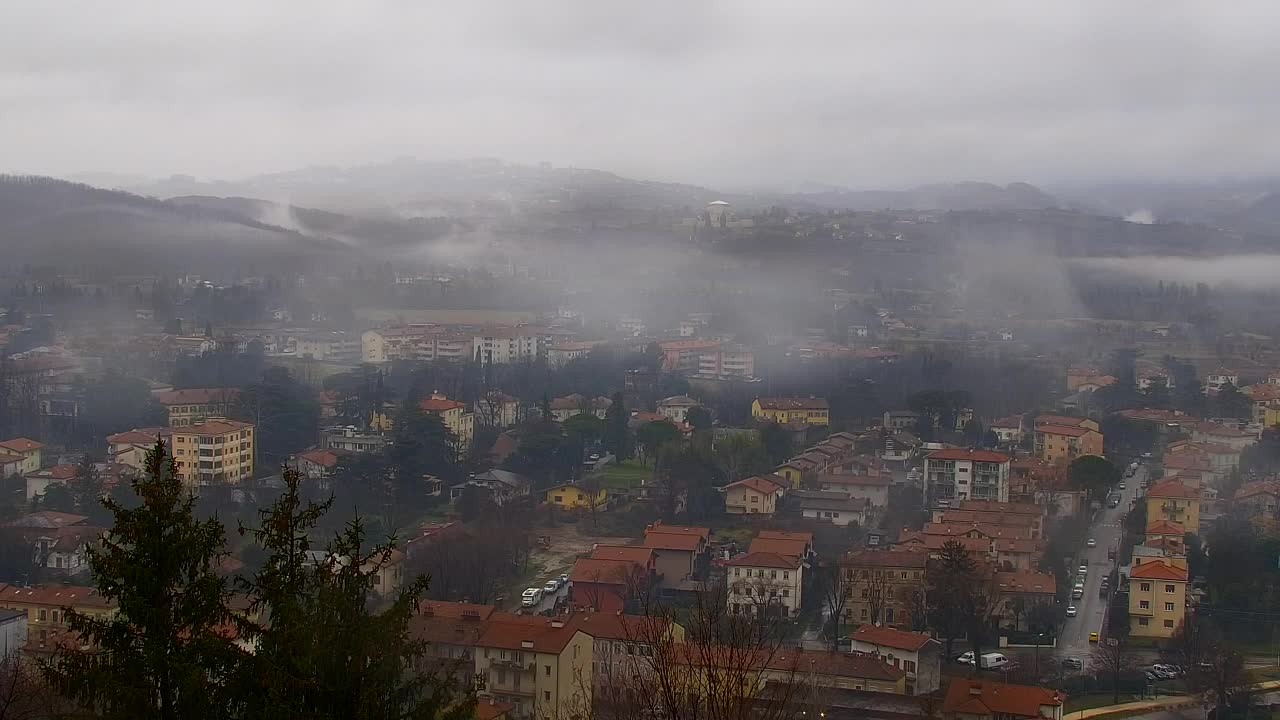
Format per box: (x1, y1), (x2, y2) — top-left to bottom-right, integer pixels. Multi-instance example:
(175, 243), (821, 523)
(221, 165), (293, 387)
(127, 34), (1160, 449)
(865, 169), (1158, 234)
(544, 483), (607, 510)
(0, 609), (26, 659)
(320, 426), (387, 453)
(546, 341), (604, 368)
(924, 449), (1011, 506)
(3, 511), (98, 576)
(0, 453), (24, 479)
(23, 464), (77, 502)
(748, 529), (815, 561)
(657, 339), (723, 373)
(951, 500), (1046, 539)
(765, 648), (906, 694)
(1165, 439), (1241, 472)
(815, 472), (891, 506)
(1242, 383), (1280, 425)
(1128, 559), (1188, 639)
(292, 331), (361, 362)
(883, 410), (922, 431)
(569, 554), (654, 612)
(792, 490), (869, 526)
(1206, 367), (1239, 392)
(105, 428), (162, 470)
(163, 418), (255, 486)
(657, 395), (700, 424)
(548, 394), (611, 422)
(472, 327), (542, 364)
(473, 613), (593, 720)
(722, 475), (786, 515)
(989, 417), (1024, 446)
(1234, 480), (1280, 536)
(1146, 479), (1201, 530)
(476, 392), (520, 428)
(578, 613), (683, 697)
(1034, 424), (1104, 464)
(839, 549), (929, 629)
(642, 523), (709, 583)
(419, 393), (475, 451)
(409, 600), (495, 683)
(1190, 421), (1255, 451)
(697, 345), (755, 378)
(942, 678), (1064, 720)
(1033, 414), (1100, 432)
(848, 624), (942, 695)
(0, 438), (43, 475)
(0, 583), (114, 653)
(290, 448), (347, 479)
(725, 551), (803, 619)
(992, 570), (1057, 631)
(151, 388), (240, 427)
(751, 397), (829, 426)
(451, 470), (531, 506)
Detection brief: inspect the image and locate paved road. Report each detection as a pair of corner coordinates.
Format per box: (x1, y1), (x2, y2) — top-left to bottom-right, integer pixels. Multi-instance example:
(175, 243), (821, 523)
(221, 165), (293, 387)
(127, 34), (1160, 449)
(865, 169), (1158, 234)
(1122, 690), (1280, 720)
(1058, 465), (1146, 662)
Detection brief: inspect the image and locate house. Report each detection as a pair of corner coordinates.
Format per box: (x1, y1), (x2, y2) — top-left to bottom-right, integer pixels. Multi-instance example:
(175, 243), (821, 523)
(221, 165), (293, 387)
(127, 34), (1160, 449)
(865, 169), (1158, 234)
(642, 523), (709, 583)
(882, 410), (922, 431)
(1166, 439), (1241, 472)
(0, 583), (115, 653)
(549, 394), (611, 422)
(1066, 368), (1117, 393)
(792, 490), (868, 526)
(1033, 423), (1104, 464)
(814, 473), (890, 507)
(1206, 367), (1239, 392)
(151, 388), (240, 427)
(924, 449), (1011, 507)
(451, 470), (531, 506)
(3, 511), (99, 576)
(751, 397), (829, 426)
(989, 417), (1024, 446)
(409, 600), (497, 684)
(320, 426), (387, 454)
(544, 483), (607, 510)
(748, 529), (814, 561)
(1233, 480), (1280, 536)
(698, 345), (755, 378)
(569, 557), (649, 612)
(546, 341), (604, 368)
(839, 549), (929, 629)
(290, 448), (347, 479)
(992, 570), (1056, 631)
(765, 648), (906, 694)
(722, 475), (786, 515)
(162, 418), (255, 487)
(725, 552), (803, 619)
(23, 464), (78, 502)
(1128, 559), (1188, 639)
(1190, 421), (1255, 452)
(848, 624), (942, 695)
(657, 395), (700, 424)
(578, 613), (684, 697)
(472, 613), (593, 720)
(942, 678), (1064, 720)
(0, 453), (24, 479)
(419, 393), (476, 451)
(1241, 383), (1280, 425)
(476, 392), (520, 428)
(0, 439), (43, 475)
(105, 428), (163, 470)
(1146, 479), (1201, 530)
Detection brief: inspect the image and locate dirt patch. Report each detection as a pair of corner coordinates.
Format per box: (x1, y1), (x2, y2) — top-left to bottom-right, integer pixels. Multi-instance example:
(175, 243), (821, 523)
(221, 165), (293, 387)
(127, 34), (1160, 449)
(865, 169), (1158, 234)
(528, 523), (635, 577)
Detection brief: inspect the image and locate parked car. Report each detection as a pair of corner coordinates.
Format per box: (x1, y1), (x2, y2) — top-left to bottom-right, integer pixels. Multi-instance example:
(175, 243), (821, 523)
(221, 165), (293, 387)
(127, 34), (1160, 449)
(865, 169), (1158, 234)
(1066, 605), (1078, 617)
(521, 587), (543, 607)
(1079, 564), (1089, 576)
(957, 652), (1009, 669)
(558, 573), (569, 585)
(1119, 482), (1127, 490)
(543, 579), (561, 593)
(1087, 538), (1097, 548)
(1063, 657), (1084, 671)
(1089, 631), (1099, 643)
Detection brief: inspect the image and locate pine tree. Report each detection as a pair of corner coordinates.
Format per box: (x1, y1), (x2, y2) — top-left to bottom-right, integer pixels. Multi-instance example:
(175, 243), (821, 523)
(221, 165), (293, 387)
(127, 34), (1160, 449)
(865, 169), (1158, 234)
(43, 440), (240, 720)
(603, 391), (631, 460)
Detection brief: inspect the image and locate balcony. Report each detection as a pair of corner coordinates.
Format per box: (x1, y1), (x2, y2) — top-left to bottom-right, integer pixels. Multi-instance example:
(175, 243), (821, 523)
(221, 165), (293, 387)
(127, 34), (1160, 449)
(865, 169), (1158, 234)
(489, 658), (536, 673)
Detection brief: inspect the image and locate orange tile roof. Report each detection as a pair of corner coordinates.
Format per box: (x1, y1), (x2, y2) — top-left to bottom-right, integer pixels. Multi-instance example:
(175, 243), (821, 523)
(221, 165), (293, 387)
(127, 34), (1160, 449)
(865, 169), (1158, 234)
(1130, 561), (1188, 581)
(165, 418), (252, 435)
(0, 438), (43, 453)
(643, 523), (709, 540)
(849, 624), (936, 652)
(476, 612), (584, 654)
(943, 679), (1064, 718)
(724, 551), (802, 570)
(748, 536), (810, 558)
(0, 583), (113, 609)
(0, 453), (26, 466)
(26, 464), (78, 480)
(927, 448), (1010, 463)
(1036, 424), (1093, 438)
(106, 428), (162, 444)
(725, 475), (786, 495)
(1145, 519), (1186, 536)
(419, 397), (465, 412)
(1235, 480), (1280, 501)
(642, 533), (702, 552)
(1147, 479), (1200, 500)
(898, 532), (990, 554)
(955, 500), (1043, 516)
(576, 612), (675, 642)
(767, 648), (905, 682)
(994, 570), (1057, 595)
(1035, 414), (1092, 428)
(569, 558), (642, 586)
(590, 545), (657, 564)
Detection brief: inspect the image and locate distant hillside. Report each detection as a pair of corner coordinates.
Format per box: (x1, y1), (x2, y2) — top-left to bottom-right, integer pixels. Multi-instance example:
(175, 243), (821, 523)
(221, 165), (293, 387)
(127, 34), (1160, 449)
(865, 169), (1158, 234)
(783, 181), (1058, 212)
(0, 176), (348, 273)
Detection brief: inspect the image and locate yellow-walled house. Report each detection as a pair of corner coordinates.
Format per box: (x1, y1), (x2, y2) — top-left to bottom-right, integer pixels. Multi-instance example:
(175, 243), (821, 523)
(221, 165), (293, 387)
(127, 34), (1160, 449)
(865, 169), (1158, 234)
(751, 397), (829, 426)
(1128, 559), (1188, 639)
(1146, 479), (1201, 530)
(545, 483), (607, 510)
(419, 393), (476, 451)
(473, 613), (593, 720)
(0, 438), (44, 475)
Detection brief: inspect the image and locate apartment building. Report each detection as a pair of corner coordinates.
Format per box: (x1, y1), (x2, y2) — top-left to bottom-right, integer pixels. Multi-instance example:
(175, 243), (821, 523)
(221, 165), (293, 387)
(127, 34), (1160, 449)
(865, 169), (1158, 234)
(0, 438), (43, 475)
(924, 449), (1011, 506)
(751, 397), (830, 426)
(546, 341), (606, 368)
(839, 548), (929, 629)
(1128, 559), (1188, 639)
(474, 613), (593, 720)
(0, 583), (114, 653)
(164, 418), (255, 486)
(293, 331), (361, 362)
(1145, 479), (1201, 530)
(849, 625), (942, 695)
(473, 327), (542, 364)
(419, 393), (475, 451)
(151, 388), (239, 427)
(320, 426), (387, 453)
(942, 679), (1064, 720)
(1033, 424), (1104, 464)
(697, 345), (755, 378)
(725, 551), (804, 619)
(657, 339), (724, 373)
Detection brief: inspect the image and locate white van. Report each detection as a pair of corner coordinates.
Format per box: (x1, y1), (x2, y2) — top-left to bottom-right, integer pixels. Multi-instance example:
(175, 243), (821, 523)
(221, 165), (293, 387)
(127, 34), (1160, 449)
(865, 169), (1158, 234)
(979, 652), (1010, 669)
(521, 587), (543, 607)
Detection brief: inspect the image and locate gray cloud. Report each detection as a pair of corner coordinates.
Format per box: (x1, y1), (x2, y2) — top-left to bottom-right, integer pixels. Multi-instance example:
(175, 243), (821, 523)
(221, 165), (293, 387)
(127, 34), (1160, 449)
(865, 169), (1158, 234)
(2, 1), (1278, 189)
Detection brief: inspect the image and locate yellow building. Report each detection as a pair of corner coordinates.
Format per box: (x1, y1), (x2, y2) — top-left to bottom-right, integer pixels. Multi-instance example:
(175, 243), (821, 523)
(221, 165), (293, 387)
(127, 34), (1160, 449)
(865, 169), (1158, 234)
(544, 483), (607, 510)
(419, 393), (476, 451)
(722, 475), (786, 515)
(152, 388), (239, 428)
(164, 418), (255, 487)
(1146, 479), (1201, 530)
(1128, 559), (1188, 639)
(473, 613), (593, 720)
(0, 438), (44, 475)
(1033, 425), (1104, 465)
(751, 397), (829, 426)
(0, 583), (115, 652)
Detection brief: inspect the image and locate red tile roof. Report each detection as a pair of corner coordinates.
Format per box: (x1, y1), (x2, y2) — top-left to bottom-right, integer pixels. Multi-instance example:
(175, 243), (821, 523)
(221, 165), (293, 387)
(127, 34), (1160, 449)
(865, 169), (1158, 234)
(25, 464), (78, 481)
(0, 583), (113, 609)
(850, 624), (936, 652)
(724, 551), (802, 570)
(1146, 479), (1200, 500)
(0, 438), (43, 453)
(419, 396), (465, 412)
(4, 511), (88, 529)
(1035, 414), (1092, 428)
(725, 475), (786, 495)
(642, 533), (702, 552)
(994, 570), (1057, 595)
(295, 448), (342, 468)
(106, 428), (162, 445)
(590, 545), (657, 564)
(1036, 424), (1093, 438)
(818, 473), (891, 487)
(767, 648), (905, 682)
(748, 536), (810, 558)
(576, 613), (675, 642)
(926, 448), (1010, 463)
(0, 453), (26, 466)
(1130, 561), (1188, 581)
(943, 679), (1064, 718)
(476, 612), (584, 654)
(955, 500), (1043, 516)
(165, 418), (252, 435)
(1145, 519), (1186, 536)
(643, 522), (710, 541)
(1194, 422), (1250, 438)
(569, 558), (642, 586)
(1236, 480), (1280, 501)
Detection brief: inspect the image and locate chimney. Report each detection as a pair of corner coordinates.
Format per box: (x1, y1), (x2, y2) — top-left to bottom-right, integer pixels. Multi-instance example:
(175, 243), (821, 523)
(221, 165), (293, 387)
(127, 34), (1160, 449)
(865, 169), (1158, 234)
(521, 640), (534, 649)
(550, 620), (565, 628)
(969, 683), (982, 696)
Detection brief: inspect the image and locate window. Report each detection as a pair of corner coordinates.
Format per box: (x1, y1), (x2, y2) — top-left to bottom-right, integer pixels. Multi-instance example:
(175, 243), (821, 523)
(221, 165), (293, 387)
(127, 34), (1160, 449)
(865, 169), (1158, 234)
(544, 691), (551, 702)
(782, 589), (789, 598)
(770, 570), (777, 580)
(861, 589), (868, 599)
(782, 571), (789, 580)
(733, 568), (740, 577)
(904, 660), (916, 673)
(1138, 617), (1150, 626)
(901, 571), (908, 579)
(1140, 583), (1151, 592)
(1164, 602), (1175, 611)
(1165, 584), (1176, 593)
(38, 609), (46, 621)
(52, 610), (59, 622)
(545, 665), (551, 676)
(860, 608), (868, 619)
(1164, 619), (1175, 628)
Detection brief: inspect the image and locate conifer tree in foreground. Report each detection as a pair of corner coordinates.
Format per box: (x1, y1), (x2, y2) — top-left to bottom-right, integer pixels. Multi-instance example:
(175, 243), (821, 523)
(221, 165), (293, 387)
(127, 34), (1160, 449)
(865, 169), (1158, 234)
(43, 439), (241, 720)
(236, 467), (473, 720)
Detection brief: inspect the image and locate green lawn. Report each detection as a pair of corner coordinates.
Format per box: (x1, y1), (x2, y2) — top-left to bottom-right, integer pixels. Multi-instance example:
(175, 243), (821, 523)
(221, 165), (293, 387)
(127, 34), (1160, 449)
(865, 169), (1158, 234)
(595, 460), (652, 490)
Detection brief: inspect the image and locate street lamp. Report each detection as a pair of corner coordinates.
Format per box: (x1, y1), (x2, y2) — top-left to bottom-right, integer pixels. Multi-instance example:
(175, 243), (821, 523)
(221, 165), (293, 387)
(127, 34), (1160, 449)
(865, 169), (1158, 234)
(1034, 632), (1045, 678)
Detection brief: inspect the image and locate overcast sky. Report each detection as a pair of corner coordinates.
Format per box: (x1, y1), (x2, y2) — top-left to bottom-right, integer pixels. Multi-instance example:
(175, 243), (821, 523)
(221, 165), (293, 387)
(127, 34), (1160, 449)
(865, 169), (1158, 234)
(3, 1), (1277, 189)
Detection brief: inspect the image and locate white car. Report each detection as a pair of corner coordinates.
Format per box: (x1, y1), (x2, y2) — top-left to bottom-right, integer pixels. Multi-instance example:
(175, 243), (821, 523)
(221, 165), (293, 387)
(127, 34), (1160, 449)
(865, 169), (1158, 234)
(1119, 482), (1126, 490)
(1079, 564), (1088, 575)
(1086, 538), (1097, 548)
(521, 587), (543, 607)
(956, 652), (975, 665)
(1066, 606), (1078, 617)
(543, 579), (561, 594)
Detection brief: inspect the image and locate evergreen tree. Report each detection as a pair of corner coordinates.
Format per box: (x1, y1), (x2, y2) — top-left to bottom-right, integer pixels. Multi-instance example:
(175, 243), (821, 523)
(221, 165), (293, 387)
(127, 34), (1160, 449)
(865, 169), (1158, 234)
(602, 391), (631, 460)
(68, 453), (104, 518)
(43, 440), (240, 720)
